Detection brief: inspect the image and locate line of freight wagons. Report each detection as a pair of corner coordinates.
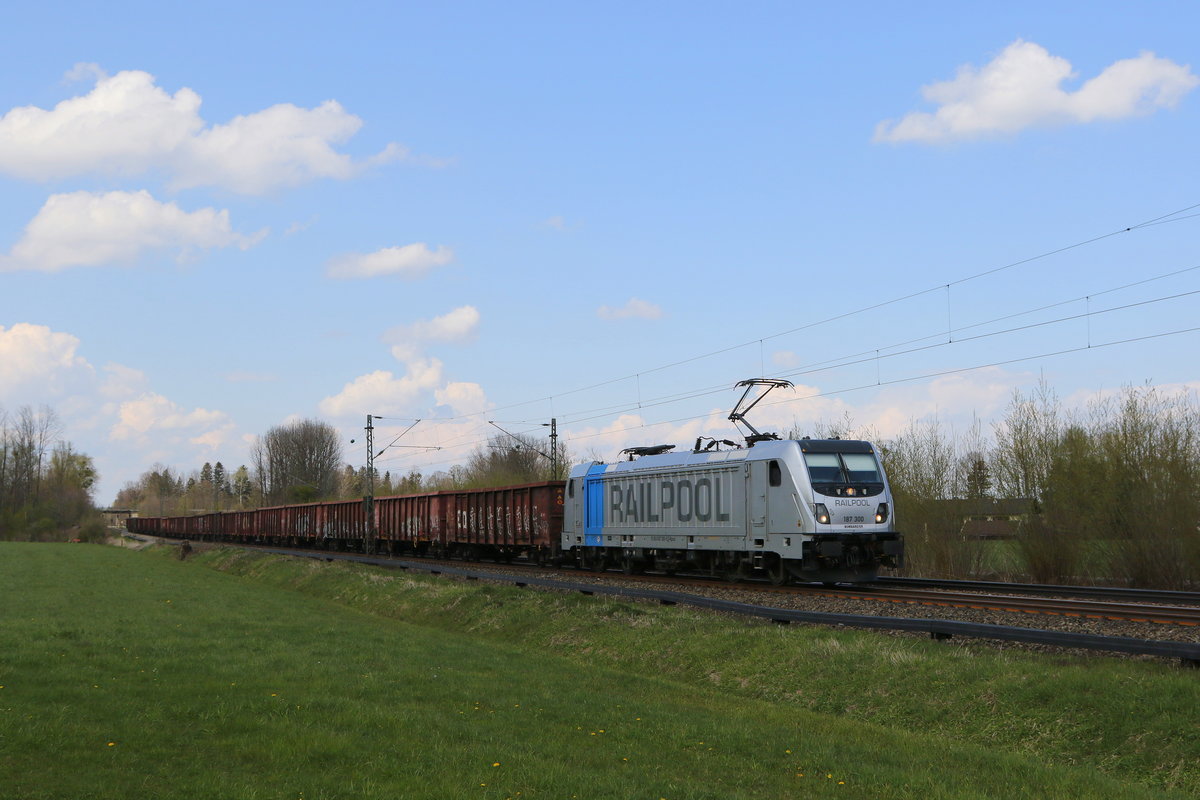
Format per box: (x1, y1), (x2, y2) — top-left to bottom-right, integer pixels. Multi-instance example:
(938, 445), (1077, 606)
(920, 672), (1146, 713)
(126, 481), (565, 563)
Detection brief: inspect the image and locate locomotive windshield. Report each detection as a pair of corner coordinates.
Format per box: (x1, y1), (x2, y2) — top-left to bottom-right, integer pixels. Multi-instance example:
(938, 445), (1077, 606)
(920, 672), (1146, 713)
(803, 452), (882, 483)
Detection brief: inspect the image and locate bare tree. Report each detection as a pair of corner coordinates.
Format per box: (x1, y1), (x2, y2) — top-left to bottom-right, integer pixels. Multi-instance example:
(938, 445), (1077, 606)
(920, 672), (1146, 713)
(252, 419), (343, 504)
(6, 405), (62, 508)
(463, 432), (566, 487)
(992, 380), (1061, 503)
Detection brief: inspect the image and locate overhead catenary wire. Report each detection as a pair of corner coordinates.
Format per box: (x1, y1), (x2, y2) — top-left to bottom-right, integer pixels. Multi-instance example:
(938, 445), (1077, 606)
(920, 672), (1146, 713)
(361, 204), (1199, 468)
(558, 322), (1200, 447)
(405, 201), (1200, 426)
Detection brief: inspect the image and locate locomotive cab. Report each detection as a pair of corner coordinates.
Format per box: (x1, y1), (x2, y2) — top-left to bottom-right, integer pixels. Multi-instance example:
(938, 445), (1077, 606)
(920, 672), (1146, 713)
(796, 438), (903, 581)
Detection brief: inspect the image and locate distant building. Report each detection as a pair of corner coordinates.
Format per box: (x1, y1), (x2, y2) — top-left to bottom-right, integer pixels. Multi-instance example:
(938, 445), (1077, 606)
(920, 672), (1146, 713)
(937, 498), (1036, 539)
(100, 508), (136, 528)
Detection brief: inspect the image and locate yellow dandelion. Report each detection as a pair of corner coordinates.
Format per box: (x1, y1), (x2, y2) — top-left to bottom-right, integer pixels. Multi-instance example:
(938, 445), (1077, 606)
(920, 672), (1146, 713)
(107, 742), (116, 747)
(785, 749), (791, 754)
(838, 781), (846, 785)
(493, 762), (501, 767)
(827, 773), (833, 779)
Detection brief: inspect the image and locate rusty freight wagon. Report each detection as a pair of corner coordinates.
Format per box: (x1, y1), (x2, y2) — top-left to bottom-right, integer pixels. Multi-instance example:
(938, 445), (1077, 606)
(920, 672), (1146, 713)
(374, 480), (565, 563)
(126, 480), (567, 562)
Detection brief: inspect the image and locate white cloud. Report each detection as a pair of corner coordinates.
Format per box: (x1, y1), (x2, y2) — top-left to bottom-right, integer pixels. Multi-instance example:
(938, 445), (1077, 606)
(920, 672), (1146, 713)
(0, 323), (92, 394)
(597, 297), (664, 321)
(434, 382), (490, 416)
(384, 306), (480, 361)
(173, 102), (406, 194)
(109, 392), (229, 443)
(874, 40), (1198, 143)
(321, 306), (485, 422)
(0, 190), (263, 272)
(326, 243), (454, 280)
(318, 362), (446, 418)
(0, 67), (406, 193)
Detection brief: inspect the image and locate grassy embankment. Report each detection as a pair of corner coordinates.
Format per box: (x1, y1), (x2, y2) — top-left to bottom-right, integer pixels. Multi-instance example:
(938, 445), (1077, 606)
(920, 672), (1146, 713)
(1, 541), (1197, 799)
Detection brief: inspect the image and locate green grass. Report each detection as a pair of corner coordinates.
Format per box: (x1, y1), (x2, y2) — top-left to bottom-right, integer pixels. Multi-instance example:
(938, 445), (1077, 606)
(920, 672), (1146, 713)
(1, 542), (1196, 799)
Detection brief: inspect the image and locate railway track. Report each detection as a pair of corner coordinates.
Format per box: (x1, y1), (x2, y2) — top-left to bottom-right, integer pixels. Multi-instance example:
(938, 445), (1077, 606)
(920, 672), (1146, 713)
(877, 576), (1200, 605)
(797, 583), (1200, 626)
(125, 534), (1200, 664)
(567, 569), (1200, 626)
(130, 532), (1200, 628)
(255, 542), (1200, 628)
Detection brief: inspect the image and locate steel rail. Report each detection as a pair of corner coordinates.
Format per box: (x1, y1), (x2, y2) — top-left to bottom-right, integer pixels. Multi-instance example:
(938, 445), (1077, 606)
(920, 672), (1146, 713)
(876, 576), (1200, 605)
(801, 585), (1200, 626)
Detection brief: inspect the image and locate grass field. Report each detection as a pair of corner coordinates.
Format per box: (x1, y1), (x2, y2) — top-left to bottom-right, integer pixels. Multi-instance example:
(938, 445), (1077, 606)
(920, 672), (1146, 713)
(1, 542), (1196, 799)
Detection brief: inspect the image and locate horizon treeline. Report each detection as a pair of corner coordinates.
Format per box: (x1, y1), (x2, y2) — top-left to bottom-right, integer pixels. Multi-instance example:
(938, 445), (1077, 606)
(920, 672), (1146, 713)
(870, 382), (1199, 589)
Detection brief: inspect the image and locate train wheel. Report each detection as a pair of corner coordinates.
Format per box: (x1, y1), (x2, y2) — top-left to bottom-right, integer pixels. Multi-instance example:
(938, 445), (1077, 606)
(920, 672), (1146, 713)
(725, 560), (748, 583)
(765, 556), (790, 586)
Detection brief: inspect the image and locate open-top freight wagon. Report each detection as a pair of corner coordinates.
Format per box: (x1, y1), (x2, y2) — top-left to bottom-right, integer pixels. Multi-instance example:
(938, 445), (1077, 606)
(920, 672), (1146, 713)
(127, 480), (566, 563)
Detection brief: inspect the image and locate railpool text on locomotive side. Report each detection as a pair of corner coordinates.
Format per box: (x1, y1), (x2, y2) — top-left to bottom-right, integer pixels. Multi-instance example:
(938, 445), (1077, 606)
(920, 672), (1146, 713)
(608, 477), (731, 524)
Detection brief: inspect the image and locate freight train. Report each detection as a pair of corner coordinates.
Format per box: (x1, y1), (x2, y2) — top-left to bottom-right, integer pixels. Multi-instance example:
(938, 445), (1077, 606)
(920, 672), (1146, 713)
(126, 439), (902, 584)
(126, 381), (903, 583)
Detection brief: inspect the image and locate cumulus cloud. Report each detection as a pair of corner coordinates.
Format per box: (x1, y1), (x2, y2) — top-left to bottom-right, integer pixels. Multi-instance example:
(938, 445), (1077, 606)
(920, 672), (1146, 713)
(0, 323), (92, 394)
(384, 306), (480, 361)
(874, 40), (1198, 143)
(325, 243), (454, 280)
(0, 190), (263, 272)
(0, 66), (406, 193)
(434, 382), (490, 416)
(109, 392), (230, 443)
(321, 307), (485, 418)
(597, 297), (663, 321)
(318, 362), (445, 418)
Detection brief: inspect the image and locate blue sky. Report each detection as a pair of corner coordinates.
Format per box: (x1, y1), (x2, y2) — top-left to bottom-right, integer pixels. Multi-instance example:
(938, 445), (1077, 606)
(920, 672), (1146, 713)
(2, 2), (1198, 503)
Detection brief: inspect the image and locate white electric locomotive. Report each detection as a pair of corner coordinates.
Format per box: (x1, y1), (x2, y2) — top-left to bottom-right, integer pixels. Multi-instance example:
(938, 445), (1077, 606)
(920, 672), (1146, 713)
(560, 380), (903, 583)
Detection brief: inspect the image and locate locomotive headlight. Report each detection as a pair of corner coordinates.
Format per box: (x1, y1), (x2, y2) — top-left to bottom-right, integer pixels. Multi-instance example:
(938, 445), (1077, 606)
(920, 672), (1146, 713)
(875, 503), (889, 524)
(814, 503), (830, 525)
(846, 486), (857, 496)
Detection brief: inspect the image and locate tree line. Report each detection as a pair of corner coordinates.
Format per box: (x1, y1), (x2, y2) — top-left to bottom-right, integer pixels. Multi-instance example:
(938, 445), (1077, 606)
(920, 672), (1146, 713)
(869, 382), (1199, 589)
(0, 405), (102, 541)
